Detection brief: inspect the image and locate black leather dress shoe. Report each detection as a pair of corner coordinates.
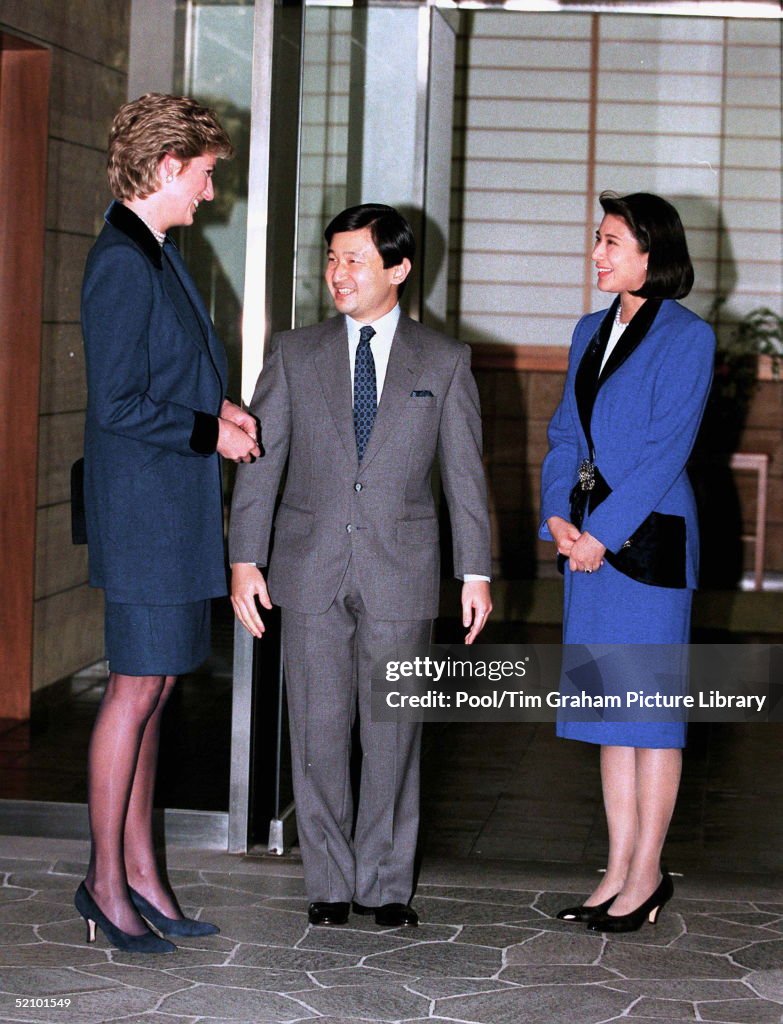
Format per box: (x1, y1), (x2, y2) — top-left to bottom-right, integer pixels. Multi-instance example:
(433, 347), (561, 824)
(587, 873), (674, 934)
(307, 901), (349, 926)
(352, 902), (418, 927)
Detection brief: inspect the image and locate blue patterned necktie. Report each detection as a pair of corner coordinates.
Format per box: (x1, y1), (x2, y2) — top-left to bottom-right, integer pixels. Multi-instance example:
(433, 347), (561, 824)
(353, 325), (377, 460)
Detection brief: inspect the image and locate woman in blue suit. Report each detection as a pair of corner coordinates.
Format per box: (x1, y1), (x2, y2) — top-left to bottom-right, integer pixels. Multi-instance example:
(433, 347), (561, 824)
(540, 192), (715, 933)
(76, 94), (260, 952)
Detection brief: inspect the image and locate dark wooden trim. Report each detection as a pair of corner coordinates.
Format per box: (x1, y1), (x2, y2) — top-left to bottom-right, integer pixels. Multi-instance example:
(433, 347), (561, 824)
(471, 343), (568, 373)
(471, 347), (777, 378)
(583, 14), (600, 316)
(0, 33), (51, 719)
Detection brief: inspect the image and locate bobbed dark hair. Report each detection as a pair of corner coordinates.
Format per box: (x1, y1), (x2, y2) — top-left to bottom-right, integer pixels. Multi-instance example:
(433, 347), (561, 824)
(598, 190), (694, 299)
(324, 203), (415, 270)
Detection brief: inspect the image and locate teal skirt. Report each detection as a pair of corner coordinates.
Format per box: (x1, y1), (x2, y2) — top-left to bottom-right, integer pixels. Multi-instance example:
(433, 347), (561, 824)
(105, 599), (211, 677)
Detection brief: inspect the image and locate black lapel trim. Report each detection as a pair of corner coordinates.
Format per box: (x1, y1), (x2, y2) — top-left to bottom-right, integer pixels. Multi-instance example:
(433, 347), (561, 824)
(163, 254), (213, 360)
(599, 296), (662, 385)
(573, 297), (663, 455)
(105, 201), (164, 269)
(574, 298), (618, 452)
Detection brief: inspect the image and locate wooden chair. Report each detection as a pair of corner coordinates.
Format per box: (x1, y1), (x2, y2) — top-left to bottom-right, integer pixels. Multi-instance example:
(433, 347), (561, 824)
(729, 452), (770, 591)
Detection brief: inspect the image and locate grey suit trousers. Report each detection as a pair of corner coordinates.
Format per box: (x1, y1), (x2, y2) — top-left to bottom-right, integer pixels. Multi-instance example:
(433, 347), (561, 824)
(282, 560), (431, 905)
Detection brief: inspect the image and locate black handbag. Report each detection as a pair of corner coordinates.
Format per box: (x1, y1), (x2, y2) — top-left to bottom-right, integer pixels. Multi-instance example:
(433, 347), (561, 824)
(70, 457), (88, 545)
(558, 461), (686, 589)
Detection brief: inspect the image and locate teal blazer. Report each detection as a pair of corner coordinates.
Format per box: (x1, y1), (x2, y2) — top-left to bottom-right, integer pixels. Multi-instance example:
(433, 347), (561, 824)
(81, 202), (228, 604)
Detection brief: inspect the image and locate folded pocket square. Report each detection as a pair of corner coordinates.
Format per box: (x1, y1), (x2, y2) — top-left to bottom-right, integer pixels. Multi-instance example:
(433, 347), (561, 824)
(411, 390), (434, 398)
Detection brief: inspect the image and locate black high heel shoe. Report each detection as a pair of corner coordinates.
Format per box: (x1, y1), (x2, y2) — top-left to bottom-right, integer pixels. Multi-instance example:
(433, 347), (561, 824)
(587, 872), (674, 934)
(129, 886), (220, 937)
(74, 882), (176, 953)
(556, 894), (617, 923)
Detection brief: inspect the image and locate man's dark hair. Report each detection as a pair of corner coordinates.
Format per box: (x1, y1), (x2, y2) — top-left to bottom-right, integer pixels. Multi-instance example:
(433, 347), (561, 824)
(324, 204), (416, 269)
(598, 191), (694, 299)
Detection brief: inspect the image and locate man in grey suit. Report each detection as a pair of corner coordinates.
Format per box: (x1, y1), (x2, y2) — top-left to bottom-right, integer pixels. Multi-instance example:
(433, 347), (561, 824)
(230, 204), (491, 927)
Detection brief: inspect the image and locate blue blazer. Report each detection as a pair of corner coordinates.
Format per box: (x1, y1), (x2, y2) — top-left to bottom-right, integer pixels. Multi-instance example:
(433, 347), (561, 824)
(82, 202), (228, 604)
(540, 298), (716, 589)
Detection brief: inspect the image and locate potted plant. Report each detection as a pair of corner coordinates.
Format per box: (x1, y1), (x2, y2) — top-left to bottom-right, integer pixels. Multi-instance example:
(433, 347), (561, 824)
(692, 301), (780, 457)
(722, 306), (782, 383)
(704, 303), (781, 440)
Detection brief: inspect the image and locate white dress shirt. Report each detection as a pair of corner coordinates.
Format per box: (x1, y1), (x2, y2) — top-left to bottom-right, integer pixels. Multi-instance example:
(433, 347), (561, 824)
(346, 305), (489, 584)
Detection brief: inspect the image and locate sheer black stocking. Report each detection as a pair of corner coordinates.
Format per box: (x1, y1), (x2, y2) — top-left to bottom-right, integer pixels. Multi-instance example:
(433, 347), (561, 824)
(84, 673), (178, 933)
(123, 675), (182, 917)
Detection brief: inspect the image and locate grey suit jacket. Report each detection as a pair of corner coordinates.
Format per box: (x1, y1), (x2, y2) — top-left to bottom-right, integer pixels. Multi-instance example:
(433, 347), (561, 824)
(229, 312), (491, 620)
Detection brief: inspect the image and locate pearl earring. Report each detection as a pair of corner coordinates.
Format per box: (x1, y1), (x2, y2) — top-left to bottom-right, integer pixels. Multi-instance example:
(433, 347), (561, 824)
(165, 173), (173, 183)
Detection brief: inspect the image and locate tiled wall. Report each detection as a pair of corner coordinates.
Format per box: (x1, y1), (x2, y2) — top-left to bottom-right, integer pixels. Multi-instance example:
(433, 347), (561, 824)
(1, 1), (130, 689)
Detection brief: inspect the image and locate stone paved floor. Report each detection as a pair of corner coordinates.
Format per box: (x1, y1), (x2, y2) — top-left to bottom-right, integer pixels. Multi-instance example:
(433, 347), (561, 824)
(1, 836), (783, 1024)
(3, 624), (783, 1022)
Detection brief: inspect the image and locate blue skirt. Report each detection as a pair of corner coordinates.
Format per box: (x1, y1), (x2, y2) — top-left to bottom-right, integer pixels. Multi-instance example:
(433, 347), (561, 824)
(557, 561), (691, 749)
(105, 600), (211, 677)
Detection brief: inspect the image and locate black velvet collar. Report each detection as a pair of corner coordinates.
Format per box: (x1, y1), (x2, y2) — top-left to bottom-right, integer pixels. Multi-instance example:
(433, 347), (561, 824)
(105, 201), (164, 270)
(574, 296), (663, 455)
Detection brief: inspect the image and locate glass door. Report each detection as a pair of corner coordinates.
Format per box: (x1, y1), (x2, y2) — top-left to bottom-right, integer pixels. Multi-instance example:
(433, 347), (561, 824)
(228, 0), (460, 852)
(293, 2), (459, 331)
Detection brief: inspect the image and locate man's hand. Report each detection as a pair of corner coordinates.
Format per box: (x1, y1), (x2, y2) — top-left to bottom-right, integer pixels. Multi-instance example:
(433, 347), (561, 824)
(217, 419), (261, 463)
(568, 530), (606, 574)
(220, 399), (258, 440)
(547, 515), (581, 557)
(231, 563), (273, 637)
(462, 580), (492, 645)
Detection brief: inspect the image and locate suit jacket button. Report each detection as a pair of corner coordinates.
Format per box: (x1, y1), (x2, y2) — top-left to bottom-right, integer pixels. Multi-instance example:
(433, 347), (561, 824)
(354, 482), (363, 492)
(346, 524), (353, 533)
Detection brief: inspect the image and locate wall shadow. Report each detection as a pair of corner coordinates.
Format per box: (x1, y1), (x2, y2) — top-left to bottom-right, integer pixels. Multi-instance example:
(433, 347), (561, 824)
(678, 197), (745, 591)
(441, 12), (548, 635)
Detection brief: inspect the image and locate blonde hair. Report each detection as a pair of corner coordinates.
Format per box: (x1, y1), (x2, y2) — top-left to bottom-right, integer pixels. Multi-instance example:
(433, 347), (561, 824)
(107, 93), (234, 200)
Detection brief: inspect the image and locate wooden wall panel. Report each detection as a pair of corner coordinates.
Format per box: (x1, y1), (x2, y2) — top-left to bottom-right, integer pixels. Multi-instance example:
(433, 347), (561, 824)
(0, 34), (51, 718)
(2, 3), (133, 704)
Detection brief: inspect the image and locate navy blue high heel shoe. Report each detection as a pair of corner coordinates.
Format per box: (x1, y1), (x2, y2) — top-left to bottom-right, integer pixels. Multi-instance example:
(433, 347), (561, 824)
(74, 882), (176, 953)
(129, 886), (220, 937)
